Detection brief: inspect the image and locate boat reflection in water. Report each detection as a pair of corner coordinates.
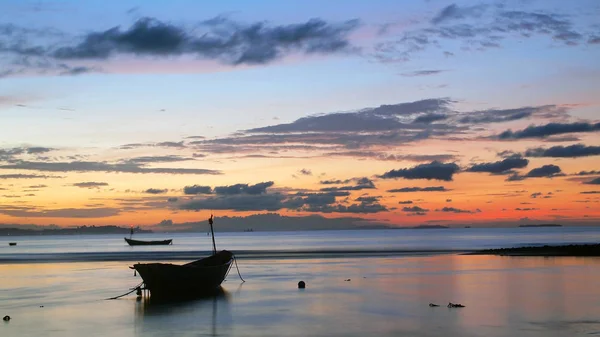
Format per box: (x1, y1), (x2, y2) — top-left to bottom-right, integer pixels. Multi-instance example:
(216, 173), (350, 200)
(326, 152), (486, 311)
(135, 287), (232, 337)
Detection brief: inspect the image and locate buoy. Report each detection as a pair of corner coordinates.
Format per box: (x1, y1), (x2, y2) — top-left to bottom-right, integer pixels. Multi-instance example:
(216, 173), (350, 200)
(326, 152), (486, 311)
(3, 315), (10, 321)
(298, 281), (306, 289)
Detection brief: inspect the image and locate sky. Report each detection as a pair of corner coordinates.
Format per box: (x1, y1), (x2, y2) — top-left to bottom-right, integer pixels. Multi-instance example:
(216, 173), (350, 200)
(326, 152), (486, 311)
(0, 0), (599, 229)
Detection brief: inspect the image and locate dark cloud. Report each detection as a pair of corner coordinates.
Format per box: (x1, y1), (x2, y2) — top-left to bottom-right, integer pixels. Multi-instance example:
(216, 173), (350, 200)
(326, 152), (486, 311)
(59, 65), (95, 76)
(320, 179), (351, 185)
(581, 191), (600, 194)
(156, 141), (185, 148)
(437, 207), (474, 213)
(214, 181), (274, 195)
(402, 206), (429, 212)
(388, 186), (448, 193)
(584, 178), (600, 185)
(515, 208), (538, 211)
(0, 173), (62, 179)
(431, 4), (488, 25)
(412, 113), (448, 124)
(144, 188), (168, 194)
(459, 106), (560, 124)
(52, 17), (359, 65)
(0, 160), (220, 175)
(320, 177), (375, 191)
(525, 144), (600, 158)
(380, 161), (459, 181)
(498, 122), (600, 140)
(401, 69), (446, 77)
(180, 194), (285, 211)
(510, 165), (563, 181)
(167, 197), (178, 202)
(124, 155), (195, 164)
(467, 156), (528, 174)
(25, 147), (54, 154)
(246, 98), (454, 133)
(301, 202), (387, 214)
(398, 200), (413, 204)
(375, 4), (590, 62)
(183, 185), (212, 195)
(574, 170), (600, 176)
(71, 181), (108, 188)
(299, 168), (312, 176)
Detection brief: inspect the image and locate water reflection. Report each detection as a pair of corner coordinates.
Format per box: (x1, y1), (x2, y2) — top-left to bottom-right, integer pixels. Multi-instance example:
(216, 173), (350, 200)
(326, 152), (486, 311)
(134, 287), (231, 337)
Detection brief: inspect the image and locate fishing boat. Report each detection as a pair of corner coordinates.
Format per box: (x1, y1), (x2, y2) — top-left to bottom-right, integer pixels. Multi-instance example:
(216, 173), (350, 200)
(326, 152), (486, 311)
(124, 238), (173, 246)
(131, 215), (234, 298)
(8, 242), (17, 246)
(125, 226), (173, 246)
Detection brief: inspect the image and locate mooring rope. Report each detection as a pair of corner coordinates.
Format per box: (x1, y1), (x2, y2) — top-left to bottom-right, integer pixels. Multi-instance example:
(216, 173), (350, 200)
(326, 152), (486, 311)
(232, 253), (246, 282)
(105, 281), (144, 300)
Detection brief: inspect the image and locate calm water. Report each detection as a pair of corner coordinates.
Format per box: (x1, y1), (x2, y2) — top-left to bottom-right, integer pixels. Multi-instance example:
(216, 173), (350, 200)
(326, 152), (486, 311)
(1, 228), (600, 336)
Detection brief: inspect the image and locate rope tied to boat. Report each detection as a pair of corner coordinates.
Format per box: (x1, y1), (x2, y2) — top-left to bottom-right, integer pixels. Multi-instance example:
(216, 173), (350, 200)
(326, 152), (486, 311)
(105, 281), (144, 300)
(232, 253), (245, 282)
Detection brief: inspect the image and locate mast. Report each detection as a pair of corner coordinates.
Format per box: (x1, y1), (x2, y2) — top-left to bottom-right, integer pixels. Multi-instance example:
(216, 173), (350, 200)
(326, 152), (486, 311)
(208, 214), (217, 255)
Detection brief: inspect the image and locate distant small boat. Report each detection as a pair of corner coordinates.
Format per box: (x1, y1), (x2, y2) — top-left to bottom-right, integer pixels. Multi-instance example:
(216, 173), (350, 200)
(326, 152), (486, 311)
(124, 238), (173, 246)
(8, 242), (17, 246)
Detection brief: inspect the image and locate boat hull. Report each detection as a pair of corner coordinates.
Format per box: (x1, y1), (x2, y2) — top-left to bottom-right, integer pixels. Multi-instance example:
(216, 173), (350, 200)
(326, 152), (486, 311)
(133, 250), (233, 298)
(124, 238), (173, 246)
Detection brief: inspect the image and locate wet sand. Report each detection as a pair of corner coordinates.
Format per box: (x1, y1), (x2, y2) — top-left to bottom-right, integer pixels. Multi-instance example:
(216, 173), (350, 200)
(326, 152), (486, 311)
(2, 254), (600, 337)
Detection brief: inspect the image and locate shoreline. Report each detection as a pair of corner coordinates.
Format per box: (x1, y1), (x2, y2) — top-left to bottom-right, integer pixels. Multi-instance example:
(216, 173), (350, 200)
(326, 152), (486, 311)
(467, 244), (600, 256)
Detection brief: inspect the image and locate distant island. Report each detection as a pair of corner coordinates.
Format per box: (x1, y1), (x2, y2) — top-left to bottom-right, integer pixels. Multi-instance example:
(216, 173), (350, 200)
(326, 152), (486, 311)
(403, 225), (449, 229)
(468, 244), (600, 256)
(519, 224), (562, 228)
(0, 225), (152, 236)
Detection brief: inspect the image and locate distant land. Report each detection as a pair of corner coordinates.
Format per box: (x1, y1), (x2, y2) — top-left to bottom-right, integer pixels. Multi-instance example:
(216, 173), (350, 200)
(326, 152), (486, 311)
(0, 225), (152, 236)
(0, 215), (456, 235)
(519, 224), (562, 228)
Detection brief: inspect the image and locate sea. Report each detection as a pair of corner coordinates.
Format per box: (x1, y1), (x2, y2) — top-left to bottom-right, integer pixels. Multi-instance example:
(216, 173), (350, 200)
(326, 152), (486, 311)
(1, 227), (600, 337)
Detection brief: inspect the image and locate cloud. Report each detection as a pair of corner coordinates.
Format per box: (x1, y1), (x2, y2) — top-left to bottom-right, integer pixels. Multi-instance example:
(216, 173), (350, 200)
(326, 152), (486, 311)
(71, 181), (109, 188)
(214, 181), (274, 195)
(157, 219), (173, 227)
(387, 186), (448, 192)
(401, 69), (446, 77)
(0, 174), (62, 179)
(0, 160), (220, 175)
(123, 155), (195, 164)
(515, 208), (538, 211)
(509, 164), (563, 181)
(301, 202), (387, 214)
(525, 144), (600, 158)
(526, 165), (562, 178)
(299, 168), (312, 176)
(246, 98), (455, 133)
(51, 17), (359, 65)
(581, 191), (600, 194)
(180, 194), (285, 211)
(0, 207), (120, 218)
(379, 161), (459, 181)
(144, 188), (168, 194)
(574, 170), (600, 176)
(183, 185), (212, 195)
(459, 106), (561, 124)
(167, 197), (178, 202)
(412, 113), (448, 124)
(402, 206), (429, 212)
(374, 3), (591, 63)
(437, 207), (474, 213)
(467, 156), (528, 174)
(398, 200), (413, 204)
(498, 122), (600, 140)
(320, 177), (375, 191)
(584, 178), (600, 185)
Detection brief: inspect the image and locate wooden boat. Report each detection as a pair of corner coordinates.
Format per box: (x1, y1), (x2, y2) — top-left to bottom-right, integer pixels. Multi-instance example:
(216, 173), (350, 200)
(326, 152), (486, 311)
(131, 215), (233, 298)
(133, 250), (233, 298)
(124, 238), (173, 246)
